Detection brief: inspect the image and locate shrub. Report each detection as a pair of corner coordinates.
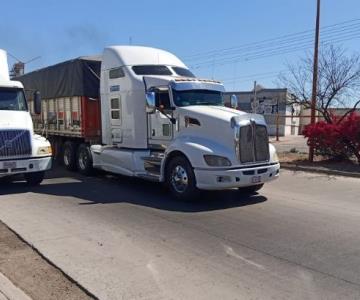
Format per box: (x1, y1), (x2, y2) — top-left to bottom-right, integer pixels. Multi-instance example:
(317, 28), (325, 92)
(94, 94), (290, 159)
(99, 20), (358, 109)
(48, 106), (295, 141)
(303, 112), (360, 163)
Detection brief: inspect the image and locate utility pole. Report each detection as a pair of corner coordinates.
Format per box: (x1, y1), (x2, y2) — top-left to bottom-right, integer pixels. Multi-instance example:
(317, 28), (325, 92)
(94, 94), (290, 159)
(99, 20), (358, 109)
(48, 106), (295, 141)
(253, 81), (257, 113)
(309, 0), (321, 162)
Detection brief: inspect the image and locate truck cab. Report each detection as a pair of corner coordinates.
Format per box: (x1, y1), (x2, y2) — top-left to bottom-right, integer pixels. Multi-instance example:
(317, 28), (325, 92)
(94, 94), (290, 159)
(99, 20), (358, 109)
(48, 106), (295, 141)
(91, 46), (280, 199)
(0, 49), (52, 185)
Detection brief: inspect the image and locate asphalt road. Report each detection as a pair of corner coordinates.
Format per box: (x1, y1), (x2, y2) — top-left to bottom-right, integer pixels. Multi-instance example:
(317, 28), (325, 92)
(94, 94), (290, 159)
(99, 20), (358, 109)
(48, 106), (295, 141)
(0, 166), (359, 299)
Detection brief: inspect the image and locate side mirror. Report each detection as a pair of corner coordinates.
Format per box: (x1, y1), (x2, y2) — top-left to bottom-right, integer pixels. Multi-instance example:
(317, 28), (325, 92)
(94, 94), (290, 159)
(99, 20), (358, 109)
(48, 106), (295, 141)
(34, 91), (41, 115)
(230, 94), (238, 109)
(145, 91), (156, 113)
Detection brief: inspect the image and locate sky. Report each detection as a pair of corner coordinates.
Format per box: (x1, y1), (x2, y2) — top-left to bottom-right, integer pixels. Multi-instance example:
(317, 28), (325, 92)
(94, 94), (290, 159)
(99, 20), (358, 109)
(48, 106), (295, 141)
(0, 0), (359, 91)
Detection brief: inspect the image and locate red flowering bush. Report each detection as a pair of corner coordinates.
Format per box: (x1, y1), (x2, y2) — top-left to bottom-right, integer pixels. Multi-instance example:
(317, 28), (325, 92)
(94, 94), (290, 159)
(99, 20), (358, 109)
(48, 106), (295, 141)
(303, 112), (360, 163)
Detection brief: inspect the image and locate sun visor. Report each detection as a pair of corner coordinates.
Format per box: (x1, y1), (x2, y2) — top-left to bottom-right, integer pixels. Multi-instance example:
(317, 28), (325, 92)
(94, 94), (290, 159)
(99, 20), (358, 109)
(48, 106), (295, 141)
(170, 80), (225, 92)
(143, 76), (173, 91)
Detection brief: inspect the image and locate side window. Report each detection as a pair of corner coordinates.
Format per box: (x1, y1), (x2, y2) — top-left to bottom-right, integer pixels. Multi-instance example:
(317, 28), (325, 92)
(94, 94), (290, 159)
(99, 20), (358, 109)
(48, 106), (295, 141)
(110, 97), (121, 122)
(156, 92), (171, 109)
(109, 67), (125, 79)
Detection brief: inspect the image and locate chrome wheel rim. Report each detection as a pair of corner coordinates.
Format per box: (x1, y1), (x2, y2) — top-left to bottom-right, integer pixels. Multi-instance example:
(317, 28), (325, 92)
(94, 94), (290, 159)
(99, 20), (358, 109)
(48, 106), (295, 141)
(171, 165), (188, 193)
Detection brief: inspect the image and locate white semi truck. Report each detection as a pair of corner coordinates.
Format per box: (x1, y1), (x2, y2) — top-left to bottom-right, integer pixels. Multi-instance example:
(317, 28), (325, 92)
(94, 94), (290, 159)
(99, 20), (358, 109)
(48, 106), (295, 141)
(0, 49), (52, 185)
(19, 46), (279, 199)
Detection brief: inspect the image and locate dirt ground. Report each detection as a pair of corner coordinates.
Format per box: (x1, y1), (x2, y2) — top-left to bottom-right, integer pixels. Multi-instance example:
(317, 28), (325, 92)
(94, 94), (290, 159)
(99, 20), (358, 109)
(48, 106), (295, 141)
(0, 221), (95, 300)
(279, 152), (360, 174)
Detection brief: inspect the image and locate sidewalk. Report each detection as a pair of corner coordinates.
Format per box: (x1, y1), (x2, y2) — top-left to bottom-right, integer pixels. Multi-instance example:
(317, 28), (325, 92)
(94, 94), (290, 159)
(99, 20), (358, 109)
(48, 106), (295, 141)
(0, 272), (32, 300)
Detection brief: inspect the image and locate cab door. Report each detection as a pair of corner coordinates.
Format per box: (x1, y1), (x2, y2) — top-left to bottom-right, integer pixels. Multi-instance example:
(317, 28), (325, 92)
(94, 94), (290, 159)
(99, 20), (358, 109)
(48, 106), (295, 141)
(148, 88), (174, 146)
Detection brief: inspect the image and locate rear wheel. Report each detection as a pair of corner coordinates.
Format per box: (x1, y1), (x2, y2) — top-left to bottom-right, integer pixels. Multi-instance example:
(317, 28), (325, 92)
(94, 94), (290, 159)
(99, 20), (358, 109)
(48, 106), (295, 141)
(166, 156), (199, 201)
(76, 144), (94, 175)
(63, 141), (77, 171)
(24, 171), (45, 186)
(238, 183), (264, 194)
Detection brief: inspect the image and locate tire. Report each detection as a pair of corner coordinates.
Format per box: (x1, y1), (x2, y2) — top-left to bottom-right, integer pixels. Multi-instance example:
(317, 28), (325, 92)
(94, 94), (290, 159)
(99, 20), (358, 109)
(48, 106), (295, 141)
(76, 144), (94, 175)
(238, 183), (264, 194)
(24, 171), (45, 186)
(63, 141), (77, 171)
(0, 176), (13, 184)
(166, 155), (199, 201)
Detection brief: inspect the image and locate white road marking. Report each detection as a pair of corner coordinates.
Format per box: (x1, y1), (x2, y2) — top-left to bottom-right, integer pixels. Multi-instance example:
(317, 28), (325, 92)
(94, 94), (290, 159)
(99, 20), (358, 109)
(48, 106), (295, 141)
(223, 244), (266, 270)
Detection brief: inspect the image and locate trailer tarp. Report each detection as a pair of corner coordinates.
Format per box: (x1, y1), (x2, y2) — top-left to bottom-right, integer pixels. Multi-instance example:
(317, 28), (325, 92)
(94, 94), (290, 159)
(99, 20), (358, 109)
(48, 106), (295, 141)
(16, 57), (101, 99)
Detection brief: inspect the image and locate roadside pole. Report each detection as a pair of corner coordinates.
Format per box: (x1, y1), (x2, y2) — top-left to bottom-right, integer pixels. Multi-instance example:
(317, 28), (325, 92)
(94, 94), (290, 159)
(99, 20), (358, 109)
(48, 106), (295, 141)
(253, 81), (257, 113)
(309, 0), (321, 162)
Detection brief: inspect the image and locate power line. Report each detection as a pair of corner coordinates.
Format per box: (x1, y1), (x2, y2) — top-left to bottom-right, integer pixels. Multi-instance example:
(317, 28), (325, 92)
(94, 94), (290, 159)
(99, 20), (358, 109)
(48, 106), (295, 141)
(215, 33), (360, 87)
(184, 18), (360, 61)
(219, 69), (288, 82)
(188, 23), (359, 63)
(190, 29), (360, 69)
(190, 25), (360, 67)
(7, 51), (22, 62)
(243, 32), (360, 62)
(190, 23), (360, 67)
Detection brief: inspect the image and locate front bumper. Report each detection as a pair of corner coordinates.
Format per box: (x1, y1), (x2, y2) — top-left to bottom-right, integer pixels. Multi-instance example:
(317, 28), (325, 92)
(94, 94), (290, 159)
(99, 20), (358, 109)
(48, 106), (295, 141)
(194, 162), (280, 190)
(0, 156), (52, 177)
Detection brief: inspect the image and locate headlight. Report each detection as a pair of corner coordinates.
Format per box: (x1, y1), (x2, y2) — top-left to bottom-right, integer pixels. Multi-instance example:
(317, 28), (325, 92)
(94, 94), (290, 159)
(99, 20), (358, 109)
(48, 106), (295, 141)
(271, 150), (279, 162)
(37, 146), (52, 155)
(204, 155), (232, 167)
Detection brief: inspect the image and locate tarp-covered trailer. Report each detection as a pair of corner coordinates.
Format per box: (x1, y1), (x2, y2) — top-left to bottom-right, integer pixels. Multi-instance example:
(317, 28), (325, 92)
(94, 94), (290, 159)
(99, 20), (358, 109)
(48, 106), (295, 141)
(17, 56), (102, 171)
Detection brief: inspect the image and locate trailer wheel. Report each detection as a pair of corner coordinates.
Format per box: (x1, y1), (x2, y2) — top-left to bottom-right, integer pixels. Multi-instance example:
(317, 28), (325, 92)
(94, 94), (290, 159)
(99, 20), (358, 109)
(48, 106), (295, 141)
(24, 171), (45, 186)
(238, 184), (264, 194)
(166, 155), (199, 201)
(76, 144), (93, 175)
(63, 141), (77, 171)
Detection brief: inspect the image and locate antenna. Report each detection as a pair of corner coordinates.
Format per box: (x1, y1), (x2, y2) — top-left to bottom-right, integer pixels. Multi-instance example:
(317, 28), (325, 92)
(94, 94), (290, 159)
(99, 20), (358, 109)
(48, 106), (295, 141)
(9, 53), (41, 78)
(25, 56), (41, 64)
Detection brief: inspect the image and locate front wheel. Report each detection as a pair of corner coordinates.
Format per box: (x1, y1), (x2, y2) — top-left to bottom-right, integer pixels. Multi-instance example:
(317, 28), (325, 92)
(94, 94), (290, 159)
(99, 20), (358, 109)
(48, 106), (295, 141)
(24, 171), (45, 186)
(238, 183), (264, 194)
(166, 156), (199, 201)
(0, 176), (13, 184)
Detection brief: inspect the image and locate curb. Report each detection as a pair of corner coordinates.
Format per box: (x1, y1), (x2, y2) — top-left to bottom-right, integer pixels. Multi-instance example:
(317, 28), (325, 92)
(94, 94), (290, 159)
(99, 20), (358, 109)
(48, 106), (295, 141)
(281, 162), (360, 178)
(0, 272), (32, 300)
(1, 222), (98, 300)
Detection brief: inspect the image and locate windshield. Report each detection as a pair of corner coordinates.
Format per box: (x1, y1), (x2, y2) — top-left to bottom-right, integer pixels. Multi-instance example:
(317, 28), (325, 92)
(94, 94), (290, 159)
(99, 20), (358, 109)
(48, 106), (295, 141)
(0, 88), (27, 111)
(173, 89), (223, 107)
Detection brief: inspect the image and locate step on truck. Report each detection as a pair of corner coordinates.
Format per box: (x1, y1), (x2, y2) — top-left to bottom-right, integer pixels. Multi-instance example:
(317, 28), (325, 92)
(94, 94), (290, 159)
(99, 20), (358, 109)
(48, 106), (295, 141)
(17, 46), (280, 199)
(0, 49), (52, 185)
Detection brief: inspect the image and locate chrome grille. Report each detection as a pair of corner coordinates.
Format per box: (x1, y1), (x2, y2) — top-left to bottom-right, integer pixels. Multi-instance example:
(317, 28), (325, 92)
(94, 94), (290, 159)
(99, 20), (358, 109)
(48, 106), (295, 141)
(239, 125), (254, 163)
(255, 125), (269, 161)
(0, 130), (32, 157)
(239, 123), (269, 163)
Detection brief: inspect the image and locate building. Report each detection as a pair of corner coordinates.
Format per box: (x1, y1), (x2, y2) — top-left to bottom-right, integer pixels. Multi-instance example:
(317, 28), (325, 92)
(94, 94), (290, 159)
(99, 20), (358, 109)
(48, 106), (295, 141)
(224, 87), (301, 136)
(299, 107), (360, 133)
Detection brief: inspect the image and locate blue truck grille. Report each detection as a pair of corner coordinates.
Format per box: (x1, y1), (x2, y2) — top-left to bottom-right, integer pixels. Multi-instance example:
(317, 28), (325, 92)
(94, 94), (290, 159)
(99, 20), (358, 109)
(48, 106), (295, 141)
(0, 130), (32, 158)
(239, 124), (269, 163)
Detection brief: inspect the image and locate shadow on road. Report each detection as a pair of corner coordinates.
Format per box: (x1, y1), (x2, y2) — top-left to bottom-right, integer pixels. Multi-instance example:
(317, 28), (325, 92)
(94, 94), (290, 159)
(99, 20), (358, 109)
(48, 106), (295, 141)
(0, 167), (267, 213)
